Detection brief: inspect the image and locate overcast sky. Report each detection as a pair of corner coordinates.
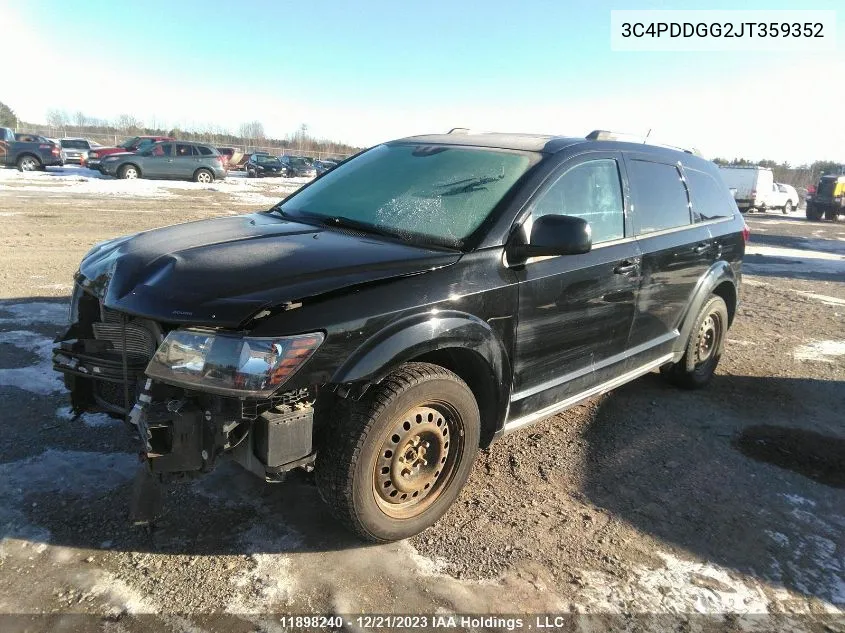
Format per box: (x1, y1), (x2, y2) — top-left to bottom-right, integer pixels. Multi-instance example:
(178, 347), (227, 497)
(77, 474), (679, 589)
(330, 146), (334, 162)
(6, 0), (844, 164)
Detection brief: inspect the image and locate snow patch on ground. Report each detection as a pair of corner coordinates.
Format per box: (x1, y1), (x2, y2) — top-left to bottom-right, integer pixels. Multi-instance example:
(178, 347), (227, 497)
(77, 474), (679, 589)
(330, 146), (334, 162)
(0, 330), (64, 394)
(0, 301), (69, 326)
(745, 244), (845, 276)
(0, 165), (310, 202)
(572, 550), (770, 614)
(793, 340), (845, 362)
(226, 523), (299, 615)
(0, 450), (136, 544)
(56, 406), (121, 428)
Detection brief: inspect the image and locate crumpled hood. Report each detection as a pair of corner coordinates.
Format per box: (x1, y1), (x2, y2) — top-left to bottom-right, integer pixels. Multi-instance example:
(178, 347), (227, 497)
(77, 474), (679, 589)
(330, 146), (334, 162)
(78, 213), (460, 328)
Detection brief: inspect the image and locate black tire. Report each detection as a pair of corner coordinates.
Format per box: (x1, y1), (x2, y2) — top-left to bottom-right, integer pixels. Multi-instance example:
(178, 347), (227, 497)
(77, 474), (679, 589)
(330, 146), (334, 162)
(119, 164), (139, 180)
(783, 201), (792, 215)
(194, 168), (214, 184)
(661, 295), (728, 390)
(806, 204), (822, 221)
(316, 362), (480, 542)
(246, 167), (255, 178)
(16, 154), (40, 172)
(824, 207), (838, 222)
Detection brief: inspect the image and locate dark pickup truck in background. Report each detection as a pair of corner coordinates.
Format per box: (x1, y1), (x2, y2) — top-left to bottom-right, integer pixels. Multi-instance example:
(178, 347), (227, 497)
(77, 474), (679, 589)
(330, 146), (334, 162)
(0, 126), (65, 171)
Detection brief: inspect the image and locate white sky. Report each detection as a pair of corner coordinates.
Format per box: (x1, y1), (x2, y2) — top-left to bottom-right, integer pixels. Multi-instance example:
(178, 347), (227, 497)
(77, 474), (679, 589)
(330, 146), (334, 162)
(5, 9), (844, 165)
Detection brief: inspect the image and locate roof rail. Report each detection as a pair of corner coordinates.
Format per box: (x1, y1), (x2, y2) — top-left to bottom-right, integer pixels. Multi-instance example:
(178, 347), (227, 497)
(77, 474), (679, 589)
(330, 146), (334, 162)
(586, 129), (703, 158)
(448, 127), (471, 134)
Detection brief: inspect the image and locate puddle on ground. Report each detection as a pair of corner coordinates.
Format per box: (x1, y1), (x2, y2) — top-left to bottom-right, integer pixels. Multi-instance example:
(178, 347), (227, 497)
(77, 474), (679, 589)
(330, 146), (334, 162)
(735, 425), (845, 489)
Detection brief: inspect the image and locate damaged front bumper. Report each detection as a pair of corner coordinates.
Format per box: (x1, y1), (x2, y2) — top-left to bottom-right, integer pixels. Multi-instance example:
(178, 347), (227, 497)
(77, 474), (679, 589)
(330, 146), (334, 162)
(52, 289), (321, 519)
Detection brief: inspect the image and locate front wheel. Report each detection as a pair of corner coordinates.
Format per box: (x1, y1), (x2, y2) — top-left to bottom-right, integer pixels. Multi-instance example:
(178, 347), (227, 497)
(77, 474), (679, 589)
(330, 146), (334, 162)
(194, 168), (214, 183)
(783, 201), (792, 215)
(316, 362), (480, 542)
(661, 295), (728, 389)
(825, 206), (838, 221)
(806, 204), (822, 221)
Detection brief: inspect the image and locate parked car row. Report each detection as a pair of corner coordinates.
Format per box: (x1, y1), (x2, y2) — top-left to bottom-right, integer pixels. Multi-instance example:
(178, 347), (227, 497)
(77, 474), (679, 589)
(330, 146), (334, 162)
(3, 130), (343, 183)
(245, 153), (323, 178)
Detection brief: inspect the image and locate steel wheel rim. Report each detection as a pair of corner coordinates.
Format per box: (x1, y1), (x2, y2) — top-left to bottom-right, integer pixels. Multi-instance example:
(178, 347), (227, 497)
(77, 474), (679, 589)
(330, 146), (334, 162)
(198, 171), (212, 183)
(695, 312), (721, 366)
(372, 403), (463, 519)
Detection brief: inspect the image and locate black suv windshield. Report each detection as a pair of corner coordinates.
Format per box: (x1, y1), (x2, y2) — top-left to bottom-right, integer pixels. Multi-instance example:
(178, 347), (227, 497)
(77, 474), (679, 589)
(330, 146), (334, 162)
(255, 155), (280, 164)
(280, 143), (536, 247)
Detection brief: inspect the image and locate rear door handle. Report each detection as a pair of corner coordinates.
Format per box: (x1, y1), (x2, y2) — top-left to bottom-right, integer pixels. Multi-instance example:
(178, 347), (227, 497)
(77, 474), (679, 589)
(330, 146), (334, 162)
(613, 259), (639, 275)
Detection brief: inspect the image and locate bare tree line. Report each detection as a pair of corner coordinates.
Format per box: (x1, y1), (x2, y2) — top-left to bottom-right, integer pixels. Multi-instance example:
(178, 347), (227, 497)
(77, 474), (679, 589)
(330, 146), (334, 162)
(35, 108), (360, 158)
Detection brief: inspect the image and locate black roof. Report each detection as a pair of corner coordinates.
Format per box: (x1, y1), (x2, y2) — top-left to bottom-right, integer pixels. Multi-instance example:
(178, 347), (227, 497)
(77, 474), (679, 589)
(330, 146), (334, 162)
(393, 131), (715, 173)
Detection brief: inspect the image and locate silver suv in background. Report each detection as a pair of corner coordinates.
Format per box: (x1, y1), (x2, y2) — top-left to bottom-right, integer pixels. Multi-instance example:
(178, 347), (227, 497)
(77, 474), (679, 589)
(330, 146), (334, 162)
(100, 141), (227, 183)
(59, 138), (100, 164)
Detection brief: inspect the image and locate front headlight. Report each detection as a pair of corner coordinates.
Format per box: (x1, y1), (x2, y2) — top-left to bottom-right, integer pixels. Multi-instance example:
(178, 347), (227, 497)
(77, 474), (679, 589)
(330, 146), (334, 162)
(145, 329), (324, 396)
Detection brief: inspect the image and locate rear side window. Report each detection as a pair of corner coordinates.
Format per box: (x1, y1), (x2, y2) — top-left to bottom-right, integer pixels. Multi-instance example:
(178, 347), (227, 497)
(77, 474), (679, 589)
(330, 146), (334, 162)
(531, 158), (625, 244)
(176, 144), (197, 156)
(197, 145), (213, 156)
(628, 160), (691, 234)
(686, 169), (735, 222)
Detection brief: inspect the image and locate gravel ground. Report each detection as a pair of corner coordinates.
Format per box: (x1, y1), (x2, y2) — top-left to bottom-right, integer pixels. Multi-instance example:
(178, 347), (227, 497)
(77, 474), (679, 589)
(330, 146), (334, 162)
(0, 167), (843, 632)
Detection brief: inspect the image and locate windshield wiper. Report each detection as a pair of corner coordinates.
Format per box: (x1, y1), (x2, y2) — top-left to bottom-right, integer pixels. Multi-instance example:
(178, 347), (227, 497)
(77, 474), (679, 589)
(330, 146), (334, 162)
(319, 215), (400, 239)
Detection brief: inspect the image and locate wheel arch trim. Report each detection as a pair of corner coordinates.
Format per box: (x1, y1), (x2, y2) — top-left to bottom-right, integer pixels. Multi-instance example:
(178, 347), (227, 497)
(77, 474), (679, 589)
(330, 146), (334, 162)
(673, 260), (738, 358)
(331, 311), (511, 444)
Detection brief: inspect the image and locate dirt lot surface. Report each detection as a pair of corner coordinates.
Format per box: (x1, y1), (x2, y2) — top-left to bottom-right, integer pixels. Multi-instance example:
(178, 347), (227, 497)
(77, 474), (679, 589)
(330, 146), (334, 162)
(0, 166), (843, 632)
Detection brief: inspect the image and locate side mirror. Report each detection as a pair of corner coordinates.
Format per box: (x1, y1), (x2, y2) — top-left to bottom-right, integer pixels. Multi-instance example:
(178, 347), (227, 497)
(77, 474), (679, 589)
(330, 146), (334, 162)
(509, 215), (592, 263)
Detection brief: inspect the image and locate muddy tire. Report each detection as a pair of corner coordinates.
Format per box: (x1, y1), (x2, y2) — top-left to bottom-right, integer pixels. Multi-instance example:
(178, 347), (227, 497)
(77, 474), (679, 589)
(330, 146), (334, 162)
(661, 295), (728, 390)
(316, 362), (480, 542)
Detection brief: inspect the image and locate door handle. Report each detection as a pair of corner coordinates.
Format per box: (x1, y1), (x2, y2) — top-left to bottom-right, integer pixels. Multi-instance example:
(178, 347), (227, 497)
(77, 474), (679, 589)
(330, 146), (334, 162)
(692, 242), (711, 254)
(613, 260), (639, 275)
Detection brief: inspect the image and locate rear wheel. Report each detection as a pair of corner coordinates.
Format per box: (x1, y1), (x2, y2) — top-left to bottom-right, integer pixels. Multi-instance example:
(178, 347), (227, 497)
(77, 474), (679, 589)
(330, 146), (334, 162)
(17, 155), (40, 172)
(194, 168), (214, 184)
(783, 201), (792, 215)
(661, 295), (728, 389)
(119, 164), (139, 179)
(825, 206), (838, 221)
(806, 204), (822, 221)
(316, 362), (480, 542)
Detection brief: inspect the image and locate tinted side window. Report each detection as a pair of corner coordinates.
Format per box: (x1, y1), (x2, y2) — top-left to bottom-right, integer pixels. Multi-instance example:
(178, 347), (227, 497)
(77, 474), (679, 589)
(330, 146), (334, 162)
(158, 143), (173, 156)
(686, 169), (735, 222)
(531, 159), (625, 244)
(176, 143), (196, 157)
(628, 160), (691, 234)
(198, 145), (213, 156)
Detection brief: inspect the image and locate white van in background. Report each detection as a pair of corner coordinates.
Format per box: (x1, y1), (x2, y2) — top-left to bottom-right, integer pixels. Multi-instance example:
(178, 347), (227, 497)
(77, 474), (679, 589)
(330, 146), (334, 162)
(717, 166), (795, 214)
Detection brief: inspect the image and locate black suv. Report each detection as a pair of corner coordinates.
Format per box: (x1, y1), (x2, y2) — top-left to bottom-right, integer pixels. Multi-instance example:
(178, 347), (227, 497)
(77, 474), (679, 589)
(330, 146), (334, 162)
(245, 153), (289, 178)
(53, 130), (746, 542)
